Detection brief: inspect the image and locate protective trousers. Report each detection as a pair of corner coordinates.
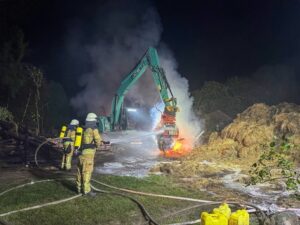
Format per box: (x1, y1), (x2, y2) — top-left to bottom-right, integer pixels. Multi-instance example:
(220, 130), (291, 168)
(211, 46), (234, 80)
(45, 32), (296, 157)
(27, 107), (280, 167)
(61, 142), (74, 170)
(76, 150), (95, 194)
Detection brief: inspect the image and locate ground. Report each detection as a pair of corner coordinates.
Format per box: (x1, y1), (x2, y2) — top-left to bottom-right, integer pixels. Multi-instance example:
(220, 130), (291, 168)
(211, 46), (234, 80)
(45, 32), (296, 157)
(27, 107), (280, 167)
(0, 166), (263, 225)
(155, 103), (300, 211)
(0, 168), (209, 225)
(1, 104), (300, 224)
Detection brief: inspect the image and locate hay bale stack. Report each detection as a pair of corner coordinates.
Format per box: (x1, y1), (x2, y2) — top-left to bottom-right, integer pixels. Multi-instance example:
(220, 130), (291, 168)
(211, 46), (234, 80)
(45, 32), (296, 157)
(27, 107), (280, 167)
(174, 103), (300, 176)
(237, 103), (272, 124)
(209, 103), (300, 159)
(273, 112), (300, 134)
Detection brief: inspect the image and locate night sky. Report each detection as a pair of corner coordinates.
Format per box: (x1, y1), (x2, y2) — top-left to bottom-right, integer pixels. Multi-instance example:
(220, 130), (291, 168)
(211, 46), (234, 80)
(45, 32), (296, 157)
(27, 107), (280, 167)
(3, 0), (300, 95)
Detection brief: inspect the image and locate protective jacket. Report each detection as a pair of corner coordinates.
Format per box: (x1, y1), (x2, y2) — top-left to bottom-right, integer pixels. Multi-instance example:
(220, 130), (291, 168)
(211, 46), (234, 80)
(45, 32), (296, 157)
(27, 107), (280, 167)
(76, 121), (102, 194)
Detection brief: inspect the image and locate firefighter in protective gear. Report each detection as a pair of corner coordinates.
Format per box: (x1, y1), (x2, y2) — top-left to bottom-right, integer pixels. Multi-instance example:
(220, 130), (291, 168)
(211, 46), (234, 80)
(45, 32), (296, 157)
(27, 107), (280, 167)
(76, 113), (102, 196)
(61, 119), (79, 170)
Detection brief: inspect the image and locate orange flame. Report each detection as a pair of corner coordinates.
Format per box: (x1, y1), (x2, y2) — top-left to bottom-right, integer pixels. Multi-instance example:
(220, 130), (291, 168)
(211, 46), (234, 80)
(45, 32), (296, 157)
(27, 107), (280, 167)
(160, 138), (192, 158)
(172, 139), (183, 152)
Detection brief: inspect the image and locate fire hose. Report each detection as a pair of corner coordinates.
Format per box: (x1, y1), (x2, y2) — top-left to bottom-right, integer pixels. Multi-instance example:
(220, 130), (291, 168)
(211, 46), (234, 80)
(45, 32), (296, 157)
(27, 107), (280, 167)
(24, 137), (298, 224)
(0, 178), (158, 225)
(0, 176), (269, 225)
(34, 138), (265, 207)
(32, 138), (268, 224)
(90, 179), (268, 225)
(90, 184), (159, 225)
(34, 138), (61, 167)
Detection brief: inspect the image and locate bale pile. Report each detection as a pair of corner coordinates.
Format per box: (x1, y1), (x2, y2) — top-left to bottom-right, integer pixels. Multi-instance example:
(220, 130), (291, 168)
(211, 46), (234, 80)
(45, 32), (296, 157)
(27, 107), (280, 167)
(172, 103), (300, 176)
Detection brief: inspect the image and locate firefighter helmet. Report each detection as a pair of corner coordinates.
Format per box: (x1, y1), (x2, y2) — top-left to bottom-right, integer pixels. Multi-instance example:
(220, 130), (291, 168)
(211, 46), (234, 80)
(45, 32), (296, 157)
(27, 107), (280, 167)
(70, 119), (79, 126)
(86, 113), (97, 122)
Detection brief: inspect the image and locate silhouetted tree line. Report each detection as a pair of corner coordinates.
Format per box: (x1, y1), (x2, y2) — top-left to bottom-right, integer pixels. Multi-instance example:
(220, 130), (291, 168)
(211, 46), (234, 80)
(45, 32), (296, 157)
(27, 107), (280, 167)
(0, 26), (70, 136)
(193, 73), (299, 132)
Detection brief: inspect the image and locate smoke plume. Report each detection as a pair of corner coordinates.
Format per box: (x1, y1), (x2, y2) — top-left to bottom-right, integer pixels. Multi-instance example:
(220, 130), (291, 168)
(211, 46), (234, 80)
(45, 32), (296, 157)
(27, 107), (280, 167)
(69, 0), (202, 144)
(159, 46), (202, 144)
(70, 0), (161, 114)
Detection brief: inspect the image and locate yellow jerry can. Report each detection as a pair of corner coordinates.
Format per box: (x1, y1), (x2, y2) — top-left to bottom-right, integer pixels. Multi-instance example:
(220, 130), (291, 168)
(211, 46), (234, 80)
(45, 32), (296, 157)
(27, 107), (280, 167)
(213, 203), (231, 219)
(201, 212), (228, 225)
(229, 209), (249, 225)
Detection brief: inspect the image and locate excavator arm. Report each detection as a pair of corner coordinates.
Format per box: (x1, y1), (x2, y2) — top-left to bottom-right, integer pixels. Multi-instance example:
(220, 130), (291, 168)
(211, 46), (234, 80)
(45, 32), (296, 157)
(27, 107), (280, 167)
(99, 47), (179, 151)
(110, 47), (178, 131)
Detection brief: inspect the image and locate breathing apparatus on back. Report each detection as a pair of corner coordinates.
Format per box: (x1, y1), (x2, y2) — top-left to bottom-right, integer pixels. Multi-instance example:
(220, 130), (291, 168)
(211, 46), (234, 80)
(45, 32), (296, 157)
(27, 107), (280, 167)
(74, 127), (83, 152)
(59, 126), (67, 138)
(73, 113), (97, 156)
(59, 119), (80, 154)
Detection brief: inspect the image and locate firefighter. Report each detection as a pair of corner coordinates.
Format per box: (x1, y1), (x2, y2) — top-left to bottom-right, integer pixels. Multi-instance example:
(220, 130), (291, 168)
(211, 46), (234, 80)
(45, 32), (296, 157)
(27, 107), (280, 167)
(76, 112), (102, 196)
(61, 119), (79, 170)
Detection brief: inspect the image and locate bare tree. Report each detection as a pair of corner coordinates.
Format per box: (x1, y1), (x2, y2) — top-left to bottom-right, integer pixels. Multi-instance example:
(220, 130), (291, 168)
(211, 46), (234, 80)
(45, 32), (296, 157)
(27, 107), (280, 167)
(21, 91), (31, 123)
(26, 65), (43, 135)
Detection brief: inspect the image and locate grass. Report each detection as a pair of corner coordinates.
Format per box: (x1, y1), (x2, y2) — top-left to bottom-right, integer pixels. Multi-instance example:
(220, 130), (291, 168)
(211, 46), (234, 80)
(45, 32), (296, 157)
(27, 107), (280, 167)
(0, 174), (262, 225)
(0, 174), (213, 225)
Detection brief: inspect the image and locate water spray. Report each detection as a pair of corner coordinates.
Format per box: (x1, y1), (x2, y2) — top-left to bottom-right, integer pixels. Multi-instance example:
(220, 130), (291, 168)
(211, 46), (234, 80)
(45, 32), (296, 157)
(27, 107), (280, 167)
(108, 130), (164, 144)
(195, 131), (204, 141)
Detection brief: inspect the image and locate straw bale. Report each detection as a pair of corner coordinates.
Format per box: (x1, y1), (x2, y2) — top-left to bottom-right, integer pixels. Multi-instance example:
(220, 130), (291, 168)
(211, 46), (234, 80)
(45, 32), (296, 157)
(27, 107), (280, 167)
(273, 112), (300, 134)
(170, 102), (300, 177)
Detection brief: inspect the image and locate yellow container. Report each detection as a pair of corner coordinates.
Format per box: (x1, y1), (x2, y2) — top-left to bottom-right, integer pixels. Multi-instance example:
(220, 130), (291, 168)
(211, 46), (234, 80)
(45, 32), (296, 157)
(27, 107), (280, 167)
(201, 212), (228, 225)
(213, 203), (231, 219)
(59, 125), (67, 138)
(74, 127), (83, 150)
(229, 209), (249, 225)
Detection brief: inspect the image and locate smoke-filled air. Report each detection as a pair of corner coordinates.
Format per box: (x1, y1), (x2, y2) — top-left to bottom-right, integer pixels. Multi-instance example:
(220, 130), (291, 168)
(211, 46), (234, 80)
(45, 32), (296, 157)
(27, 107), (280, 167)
(3, 0), (300, 222)
(70, 0), (202, 146)
(159, 47), (202, 145)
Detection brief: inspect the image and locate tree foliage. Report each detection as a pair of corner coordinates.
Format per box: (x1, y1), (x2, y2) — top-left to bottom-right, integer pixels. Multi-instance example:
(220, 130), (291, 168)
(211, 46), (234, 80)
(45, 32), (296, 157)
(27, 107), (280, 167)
(0, 107), (14, 122)
(249, 137), (300, 190)
(192, 75), (297, 132)
(0, 28), (71, 135)
(42, 81), (71, 134)
(193, 77), (268, 118)
(0, 27), (27, 99)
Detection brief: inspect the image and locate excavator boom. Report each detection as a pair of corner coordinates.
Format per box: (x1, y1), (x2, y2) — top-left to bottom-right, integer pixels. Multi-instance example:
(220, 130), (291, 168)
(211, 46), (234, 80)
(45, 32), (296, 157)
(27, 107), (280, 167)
(98, 47), (179, 151)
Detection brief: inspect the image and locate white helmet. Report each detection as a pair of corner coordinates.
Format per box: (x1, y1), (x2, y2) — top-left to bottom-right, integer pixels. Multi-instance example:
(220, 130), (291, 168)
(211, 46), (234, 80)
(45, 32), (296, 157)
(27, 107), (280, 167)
(70, 119), (79, 126)
(86, 112), (97, 122)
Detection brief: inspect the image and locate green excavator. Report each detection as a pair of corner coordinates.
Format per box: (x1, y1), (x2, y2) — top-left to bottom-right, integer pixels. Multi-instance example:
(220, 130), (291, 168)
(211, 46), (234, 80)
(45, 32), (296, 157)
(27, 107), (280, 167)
(98, 47), (179, 151)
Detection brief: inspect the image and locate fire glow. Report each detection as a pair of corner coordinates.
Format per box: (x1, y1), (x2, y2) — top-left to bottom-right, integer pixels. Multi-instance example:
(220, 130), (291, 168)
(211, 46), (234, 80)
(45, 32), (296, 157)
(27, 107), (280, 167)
(160, 138), (192, 158)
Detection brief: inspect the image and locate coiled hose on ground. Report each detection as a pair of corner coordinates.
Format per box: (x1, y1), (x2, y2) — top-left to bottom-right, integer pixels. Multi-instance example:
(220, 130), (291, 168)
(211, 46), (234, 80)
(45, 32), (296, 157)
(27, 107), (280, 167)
(0, 177), (268, 225)
(33, 138), (160, 224)
(0, 137), (267, 224)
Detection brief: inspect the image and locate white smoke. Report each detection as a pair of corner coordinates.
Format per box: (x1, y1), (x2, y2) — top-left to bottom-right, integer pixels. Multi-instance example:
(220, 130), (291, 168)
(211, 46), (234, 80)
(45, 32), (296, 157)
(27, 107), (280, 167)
(70, 1), (162, 113)
(150, 101), (164, 130)
(69, 0), (202, 145)
(159, 47), (202, 144)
